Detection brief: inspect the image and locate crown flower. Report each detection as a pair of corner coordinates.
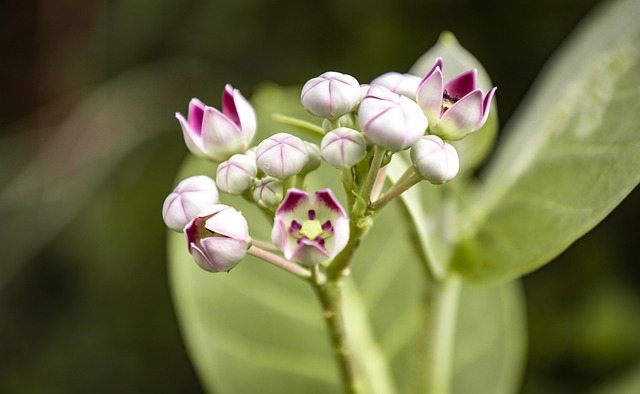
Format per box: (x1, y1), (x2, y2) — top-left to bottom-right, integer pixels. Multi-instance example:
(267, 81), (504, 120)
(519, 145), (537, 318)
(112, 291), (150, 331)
(416, 57), (496, 141)
(271, 189), (349, 266)
(176, 85), (257, 161)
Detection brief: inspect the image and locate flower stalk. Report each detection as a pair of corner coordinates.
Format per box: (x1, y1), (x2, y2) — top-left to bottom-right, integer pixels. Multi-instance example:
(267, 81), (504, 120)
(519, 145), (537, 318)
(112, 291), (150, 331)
(311, 275), (363, 394)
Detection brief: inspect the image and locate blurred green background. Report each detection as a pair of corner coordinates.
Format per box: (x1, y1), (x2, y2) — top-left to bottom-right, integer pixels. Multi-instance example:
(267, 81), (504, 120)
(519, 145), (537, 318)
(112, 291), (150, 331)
(1, 0), (638, 393)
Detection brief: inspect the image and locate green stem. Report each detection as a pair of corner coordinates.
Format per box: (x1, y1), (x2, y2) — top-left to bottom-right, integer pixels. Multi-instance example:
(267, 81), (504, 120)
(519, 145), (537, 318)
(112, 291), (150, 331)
(272, 113), (325, 136)
(326, 215), (372, 281)
(369, 172), (423, 212)
(414, 275), (462, 394)
(359, 146), (386, 202)
(312, 278), (363, 394)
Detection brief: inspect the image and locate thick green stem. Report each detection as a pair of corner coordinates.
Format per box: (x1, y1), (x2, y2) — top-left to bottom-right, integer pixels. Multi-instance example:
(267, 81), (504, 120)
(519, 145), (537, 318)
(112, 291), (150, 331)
(413, 275), (462, 394)
(312, 279), (363, 394)
(326, 215), (371, 281)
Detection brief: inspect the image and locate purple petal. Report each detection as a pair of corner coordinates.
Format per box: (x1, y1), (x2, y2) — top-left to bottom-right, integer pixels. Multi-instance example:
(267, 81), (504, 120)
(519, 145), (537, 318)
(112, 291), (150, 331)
(423, 57), (444, 80)
(231, 88), (257, 142)
(291, 238), (331, 265)
(435, 89), (484, 140)
(201, 106), (244, 160)
(276, 189), (311, 214)
(221, 85), (240, 125)
(416, 68), (444, 124)
(444, 70), (477, 99)
(481, 87), (497, 125)
(313, 189), (346, 215)
(188, 98), (206, 135)
(204, 205), (249, 241)
(199, 237), (247, 272)
(176, 112), (205, 156)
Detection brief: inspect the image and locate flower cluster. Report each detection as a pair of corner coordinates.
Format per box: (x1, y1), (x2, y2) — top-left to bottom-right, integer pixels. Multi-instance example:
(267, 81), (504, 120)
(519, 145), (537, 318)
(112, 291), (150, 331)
(163, 57), (495, 273)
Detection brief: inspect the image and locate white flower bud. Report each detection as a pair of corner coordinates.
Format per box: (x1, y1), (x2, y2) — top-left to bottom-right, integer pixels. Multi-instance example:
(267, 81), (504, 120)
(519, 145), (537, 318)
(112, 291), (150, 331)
(371, 72), (422, 100)
(252, 177), (284, 208)
(301, 142), (322, 174)
(216, 153), (257, 195)
(162, 175), (219, 231)
(358, 85), (428, 152)
(410, 135), (459, 184)
(256, 133), (309, 178)
(301, 72), (361, 120)
(321, 127), (367, 169)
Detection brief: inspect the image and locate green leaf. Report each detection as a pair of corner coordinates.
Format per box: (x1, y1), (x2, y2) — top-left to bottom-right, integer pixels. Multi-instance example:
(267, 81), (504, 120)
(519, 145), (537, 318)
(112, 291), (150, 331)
(451, 280), (527, 394)
(452, 0), (640, 282)
(169, 83), (527, 394)
(393, 32), (500, 280)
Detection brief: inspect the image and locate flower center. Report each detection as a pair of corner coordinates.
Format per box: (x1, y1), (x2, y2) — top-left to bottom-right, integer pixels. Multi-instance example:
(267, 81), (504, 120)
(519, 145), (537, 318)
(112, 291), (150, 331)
(288, 209), (334, 243)
(441, 89), (460, 112)
(299, 219), (324, 240)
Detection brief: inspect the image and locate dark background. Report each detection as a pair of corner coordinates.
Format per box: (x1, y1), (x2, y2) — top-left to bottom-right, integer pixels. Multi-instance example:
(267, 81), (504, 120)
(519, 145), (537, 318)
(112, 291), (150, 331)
(1, 0), (639, 393)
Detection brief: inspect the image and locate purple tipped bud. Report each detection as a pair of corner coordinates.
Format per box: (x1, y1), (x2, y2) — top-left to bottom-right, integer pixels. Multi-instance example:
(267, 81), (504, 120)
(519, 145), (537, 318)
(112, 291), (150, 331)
(176, 85), (257, 161)
(184, 205), (251, 272)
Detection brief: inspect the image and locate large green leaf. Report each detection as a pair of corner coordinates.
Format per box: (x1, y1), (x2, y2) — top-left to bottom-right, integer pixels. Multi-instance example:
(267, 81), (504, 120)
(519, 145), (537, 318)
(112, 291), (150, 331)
(388, 32), (500, 280)
(169, 83), (527, 393)
(452, 0), (640, 282)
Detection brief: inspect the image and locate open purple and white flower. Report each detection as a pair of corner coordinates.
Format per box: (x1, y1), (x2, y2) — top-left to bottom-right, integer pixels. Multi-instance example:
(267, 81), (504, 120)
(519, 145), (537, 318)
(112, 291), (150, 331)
(416, 57), (496, 141)
(184, 204), (251, 272)
(272, 189), (349, 266)
(176, 85), (257, 161)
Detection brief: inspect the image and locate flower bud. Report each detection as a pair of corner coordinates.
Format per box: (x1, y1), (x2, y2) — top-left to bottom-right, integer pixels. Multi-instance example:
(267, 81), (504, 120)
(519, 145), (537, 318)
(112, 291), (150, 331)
(184, 204), (251, 272)
(371, 72), (422, 100)
(410, 135), (459, 184)
(320, 127), (366, 169)
(358, 85), (428, 152)
(301, 142), (322, 174)
(216, 153), (257, 195)
(256, 133), (309, 178)
(162, 175), (219, 232)
(301, 72), (361, 120)
(252, 177), (284, 208)
(176, 85), (257, 161)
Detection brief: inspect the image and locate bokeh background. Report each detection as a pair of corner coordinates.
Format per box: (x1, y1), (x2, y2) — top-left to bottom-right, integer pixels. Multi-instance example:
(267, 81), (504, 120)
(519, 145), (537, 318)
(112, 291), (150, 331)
(1, 0), (639, 393)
